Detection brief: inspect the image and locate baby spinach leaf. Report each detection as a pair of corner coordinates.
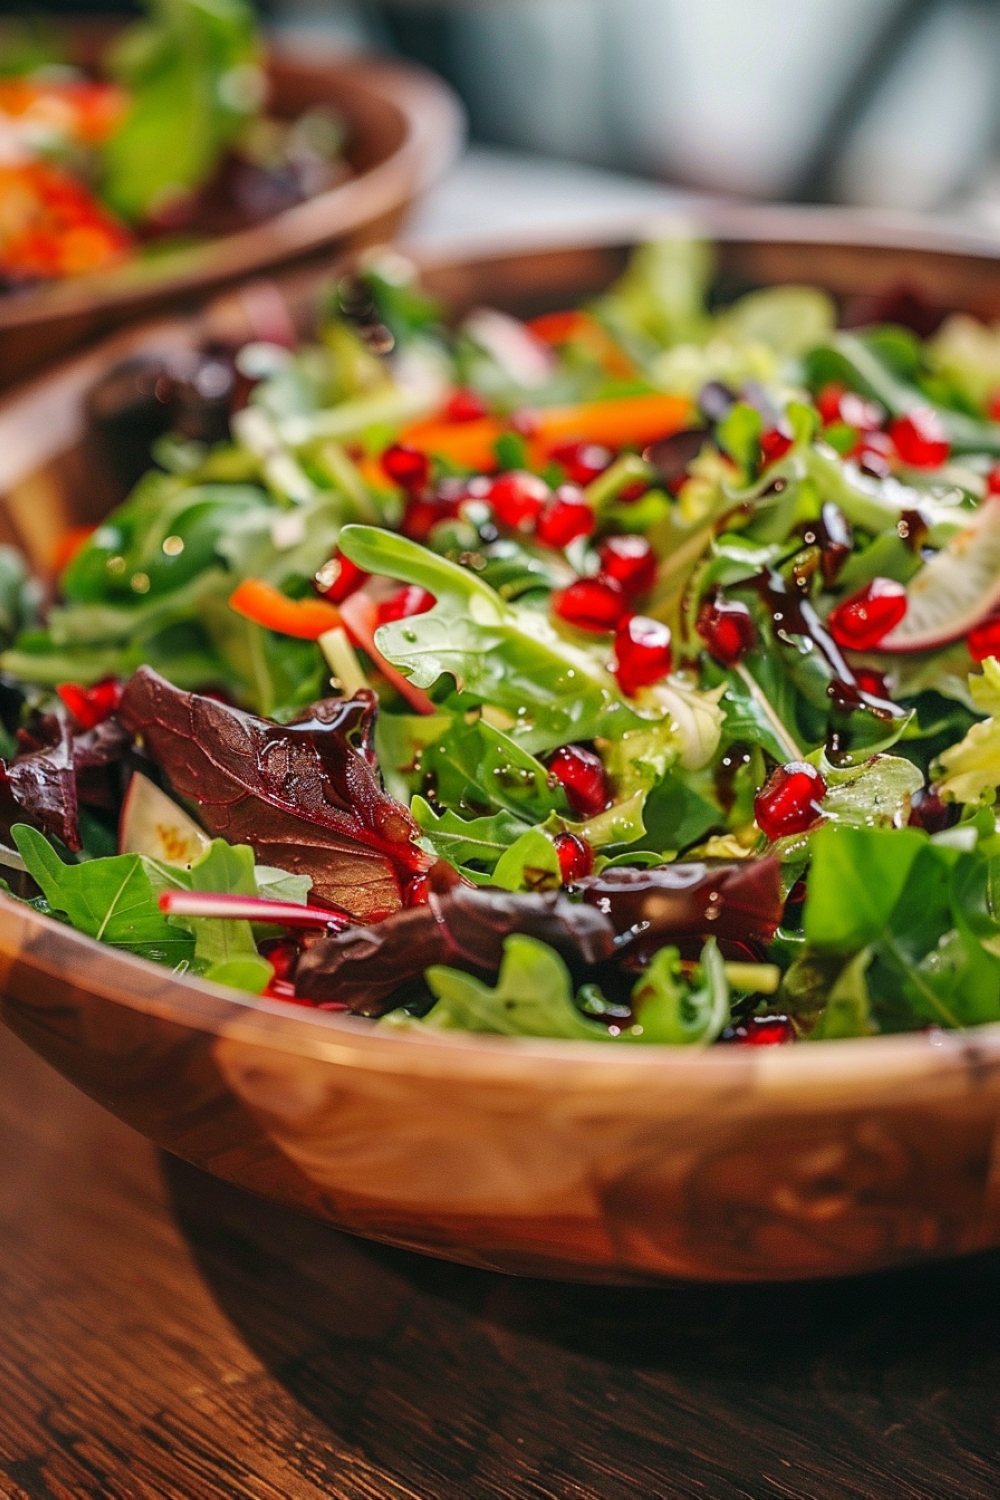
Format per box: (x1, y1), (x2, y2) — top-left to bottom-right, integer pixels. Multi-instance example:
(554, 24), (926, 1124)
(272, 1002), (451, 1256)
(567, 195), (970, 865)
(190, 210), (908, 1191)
(12, 823), (193, 967)
(804, 823), (926, 954)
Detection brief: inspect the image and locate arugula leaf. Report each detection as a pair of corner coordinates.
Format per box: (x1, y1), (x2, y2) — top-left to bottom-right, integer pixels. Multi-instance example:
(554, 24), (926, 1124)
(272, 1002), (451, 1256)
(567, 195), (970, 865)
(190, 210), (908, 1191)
(338, 526), (647, 755)
(810, 948), (875, 1039)
(411, 797), (530, 872)
(629, 938), (729, 1045)
(820, 754), (924, 828)
(421, 716), (570, 822)
(12, 823), (193, 967)
(102, 0), (261, 223)
(403, 934), (613, 1040)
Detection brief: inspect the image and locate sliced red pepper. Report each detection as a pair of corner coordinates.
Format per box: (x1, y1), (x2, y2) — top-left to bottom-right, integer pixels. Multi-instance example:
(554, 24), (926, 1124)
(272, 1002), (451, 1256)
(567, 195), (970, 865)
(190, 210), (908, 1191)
(229, 579), (342, 640)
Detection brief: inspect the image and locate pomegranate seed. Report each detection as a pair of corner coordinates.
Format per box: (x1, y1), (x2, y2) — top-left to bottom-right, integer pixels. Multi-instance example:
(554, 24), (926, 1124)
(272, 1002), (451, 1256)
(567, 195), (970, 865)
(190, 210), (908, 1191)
(760, 428), (793, 466)
(988, 390), (1000, 422)
(729, 1015), (795, 1046)
(754, 761), (827, 841)
(889, 408), (950, 469)
(598, 534), (657, 598)
(314, 552), (368, 604)
(382, 443), (431, 492)
(855, 430), (894, 478)
(401, 492), (462, 542)
(908, 786), (958, 833)
(827, 577), (907, 651)
(548, 744), (611, 819)
(56, 678), (122, 730)
(554, 831), (595, 883)
(259, 937), (299, 982)
(817, 382), (846, 425)
(376, 585), (435, 626)
(553, 575), (630, 633)
(535, 485), (594, 548)
(696, 597), (757, 666)
(549, 441), (614, 486)
(968, 611), (1000, 662)
(986, 465), (1000, 497)
(488, 470), (551, 530)
(444, 387), (488, 422)
(854, 667), (890, 699)
(614, 615), (672, 696)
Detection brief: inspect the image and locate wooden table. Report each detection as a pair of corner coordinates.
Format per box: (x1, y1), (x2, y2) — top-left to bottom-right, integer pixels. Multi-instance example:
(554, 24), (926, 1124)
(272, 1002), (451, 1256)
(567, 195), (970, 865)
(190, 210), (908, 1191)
(0, 1022), (997, 1500)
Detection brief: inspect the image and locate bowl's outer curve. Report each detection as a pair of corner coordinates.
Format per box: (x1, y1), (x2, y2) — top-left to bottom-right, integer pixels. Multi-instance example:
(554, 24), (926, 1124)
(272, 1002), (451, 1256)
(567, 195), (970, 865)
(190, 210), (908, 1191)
(4, 207), (1000, 1283)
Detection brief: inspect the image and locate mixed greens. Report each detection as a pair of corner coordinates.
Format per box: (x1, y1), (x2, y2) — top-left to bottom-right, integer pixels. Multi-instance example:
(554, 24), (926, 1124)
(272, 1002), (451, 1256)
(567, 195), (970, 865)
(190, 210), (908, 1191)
(5, 238), (1000, 1045)
(0, 0), (347, 287)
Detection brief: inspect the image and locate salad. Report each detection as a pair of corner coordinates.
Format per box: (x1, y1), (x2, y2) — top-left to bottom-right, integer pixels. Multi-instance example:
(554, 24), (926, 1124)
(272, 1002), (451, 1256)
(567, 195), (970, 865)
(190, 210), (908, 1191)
(0, 1), (347, 290)
(3, 237), (1000, 1046)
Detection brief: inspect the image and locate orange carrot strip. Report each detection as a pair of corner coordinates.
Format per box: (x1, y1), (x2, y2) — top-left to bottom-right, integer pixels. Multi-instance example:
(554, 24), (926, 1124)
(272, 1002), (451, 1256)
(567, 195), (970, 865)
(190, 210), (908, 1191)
(528, 310), (636, 378)
(229, 579), (341, 640)
(398, 392), (692, 473)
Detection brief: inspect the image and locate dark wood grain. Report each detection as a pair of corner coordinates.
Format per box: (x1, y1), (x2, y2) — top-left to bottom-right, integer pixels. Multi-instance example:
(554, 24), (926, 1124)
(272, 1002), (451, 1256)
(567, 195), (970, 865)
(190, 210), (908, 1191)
(0, 1025), (998, 1500)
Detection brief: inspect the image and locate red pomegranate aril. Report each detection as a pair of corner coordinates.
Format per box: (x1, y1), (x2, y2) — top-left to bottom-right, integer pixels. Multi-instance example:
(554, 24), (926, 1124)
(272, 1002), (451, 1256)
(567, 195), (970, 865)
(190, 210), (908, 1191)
(548, 744), (610, 819)
(760, 427), (793, 466)
(259, 937), (299, 982)
(488, 470), (551, 530)
(401, 492), (461, 542)
(314, 552), (368, 604)
(549, 440), (613, 486)
(376, 585), (436, 626)
(968, 611), (1000, 662)
(444, 387), (488, 422)
(888, 408), (950, 469)
(554, 831), (595, 883)
(553, 575), (629, 633)
(696, 597), (757, 666)
(535, 485), (594, 548)
(754, 761), (827, 841)
(730, 1015), (795, 1046)
(854, 667), (890, 700)
(986, 465), (1000, 497)
(827, 577), (907, 651)
(817, 382), (846, 425)
(598, 534), (657, 598)
(908, 786), (958, 834)
(381, 443), (431, 492)
(614, 615), (672, 696)
(56, 678), (122, 730)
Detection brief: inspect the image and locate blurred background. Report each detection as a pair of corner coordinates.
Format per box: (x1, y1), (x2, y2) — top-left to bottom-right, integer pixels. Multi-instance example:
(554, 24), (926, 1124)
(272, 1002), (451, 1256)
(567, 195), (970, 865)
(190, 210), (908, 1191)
(7, 0), (1000, 239)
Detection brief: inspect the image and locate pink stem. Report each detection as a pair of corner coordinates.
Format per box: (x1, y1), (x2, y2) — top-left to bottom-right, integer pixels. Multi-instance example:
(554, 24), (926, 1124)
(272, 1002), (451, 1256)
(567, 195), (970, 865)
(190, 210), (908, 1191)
(159, 890), (349, 930)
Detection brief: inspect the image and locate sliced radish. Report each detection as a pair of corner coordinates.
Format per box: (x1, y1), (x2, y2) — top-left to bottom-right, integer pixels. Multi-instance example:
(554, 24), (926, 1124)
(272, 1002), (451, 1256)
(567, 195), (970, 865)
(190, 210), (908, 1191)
(159, 890), (348, 930)
(878, 497), (1000, 654)
(119, 772), (209, 866)
(339, 589), (437, 715)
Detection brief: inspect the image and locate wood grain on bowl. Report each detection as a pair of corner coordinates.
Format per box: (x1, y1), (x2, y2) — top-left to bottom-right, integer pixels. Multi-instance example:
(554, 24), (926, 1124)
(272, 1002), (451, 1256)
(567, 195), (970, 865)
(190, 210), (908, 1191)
(0, 38), (463, 392)
(4, 208), (1000, 1284)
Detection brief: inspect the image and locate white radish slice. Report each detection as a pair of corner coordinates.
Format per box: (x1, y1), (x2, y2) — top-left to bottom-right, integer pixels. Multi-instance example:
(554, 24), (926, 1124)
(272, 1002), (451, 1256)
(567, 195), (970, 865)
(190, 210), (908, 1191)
(119, 771), (209, 866)
(878, 497), (1000, 653)
(339, 590), (437, 715)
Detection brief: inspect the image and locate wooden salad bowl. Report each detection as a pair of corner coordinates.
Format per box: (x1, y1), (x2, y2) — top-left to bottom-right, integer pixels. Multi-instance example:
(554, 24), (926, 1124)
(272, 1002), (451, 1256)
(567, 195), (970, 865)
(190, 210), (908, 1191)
(3, 208), (1000, 1285)
(0, 35), (463, 392)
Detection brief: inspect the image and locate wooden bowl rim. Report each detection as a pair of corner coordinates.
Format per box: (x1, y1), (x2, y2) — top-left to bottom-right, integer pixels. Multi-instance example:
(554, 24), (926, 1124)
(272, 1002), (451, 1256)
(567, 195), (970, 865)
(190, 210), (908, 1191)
(0, 45), (464, 335)
(4, 200), (1000, 1094)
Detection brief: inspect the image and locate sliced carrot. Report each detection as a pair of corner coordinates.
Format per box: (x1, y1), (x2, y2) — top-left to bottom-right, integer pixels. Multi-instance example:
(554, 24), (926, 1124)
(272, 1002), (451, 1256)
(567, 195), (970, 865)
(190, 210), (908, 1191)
(528, 309), (636, 379)
(397, 391), (692, 473)
(51, 524), (96, 577)
(229, 579), (342, 640)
